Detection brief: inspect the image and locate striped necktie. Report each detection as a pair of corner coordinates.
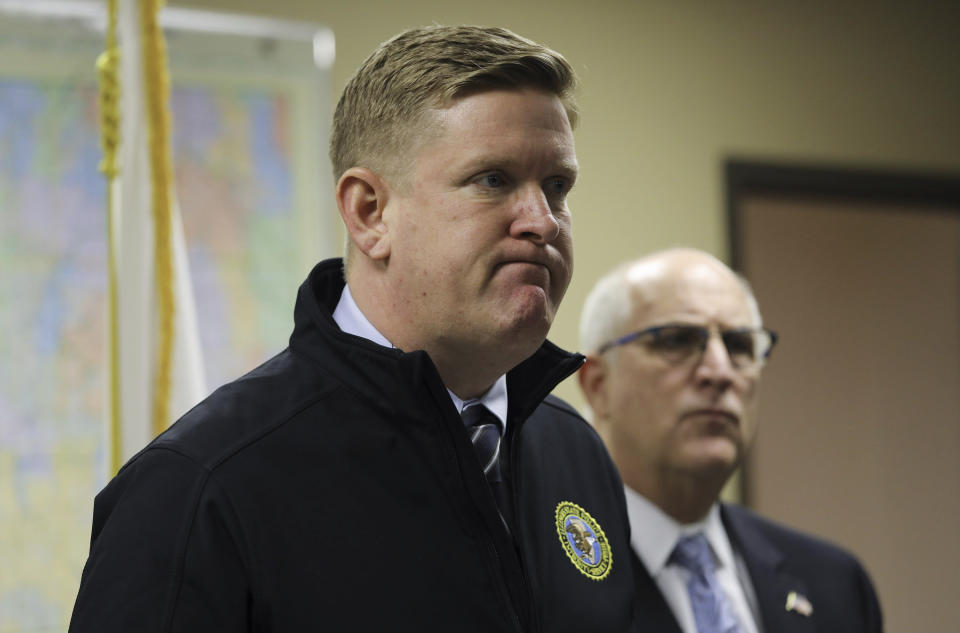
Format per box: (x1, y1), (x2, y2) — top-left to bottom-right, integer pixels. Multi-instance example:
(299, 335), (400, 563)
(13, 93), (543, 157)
(670, 533), (745, 633)
(461, 404), (511, 527)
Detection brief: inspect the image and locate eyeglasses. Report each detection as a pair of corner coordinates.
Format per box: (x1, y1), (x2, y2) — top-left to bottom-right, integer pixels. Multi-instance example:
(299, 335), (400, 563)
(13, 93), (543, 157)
(596, 323), (778, 371)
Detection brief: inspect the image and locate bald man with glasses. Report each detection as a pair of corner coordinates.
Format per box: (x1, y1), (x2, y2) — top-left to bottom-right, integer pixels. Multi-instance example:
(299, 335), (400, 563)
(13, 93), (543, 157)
(578, 248), (882, 633)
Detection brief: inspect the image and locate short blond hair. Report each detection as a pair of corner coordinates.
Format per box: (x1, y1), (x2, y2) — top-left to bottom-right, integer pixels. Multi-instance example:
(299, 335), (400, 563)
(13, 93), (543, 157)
(330, 25), (578, 183)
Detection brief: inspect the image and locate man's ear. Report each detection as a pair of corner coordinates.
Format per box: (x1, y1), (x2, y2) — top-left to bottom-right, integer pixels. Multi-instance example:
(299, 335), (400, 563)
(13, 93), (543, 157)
(336, 167), (392, 261)
(578, 355), (611, 419)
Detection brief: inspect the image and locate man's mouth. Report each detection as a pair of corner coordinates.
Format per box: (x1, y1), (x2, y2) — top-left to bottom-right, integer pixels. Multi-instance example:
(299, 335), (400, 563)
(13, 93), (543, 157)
(683, 409), (739, 425)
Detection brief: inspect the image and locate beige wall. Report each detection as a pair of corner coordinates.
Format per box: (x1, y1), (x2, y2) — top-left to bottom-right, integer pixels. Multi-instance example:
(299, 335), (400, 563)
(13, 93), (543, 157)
(174, 0), (960, 410)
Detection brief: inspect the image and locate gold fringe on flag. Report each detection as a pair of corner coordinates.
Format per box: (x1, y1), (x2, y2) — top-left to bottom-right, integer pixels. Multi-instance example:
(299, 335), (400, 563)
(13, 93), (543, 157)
(140, 0), (177, 438)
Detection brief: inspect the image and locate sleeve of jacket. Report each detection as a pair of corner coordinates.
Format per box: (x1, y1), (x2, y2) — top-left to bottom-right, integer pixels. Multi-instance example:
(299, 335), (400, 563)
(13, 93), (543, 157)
(69, 448), (251, 633)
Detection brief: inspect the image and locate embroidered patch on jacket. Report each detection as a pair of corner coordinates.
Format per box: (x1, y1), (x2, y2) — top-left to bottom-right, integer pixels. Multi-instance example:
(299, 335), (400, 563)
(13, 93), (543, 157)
(555, 501), (612, 581)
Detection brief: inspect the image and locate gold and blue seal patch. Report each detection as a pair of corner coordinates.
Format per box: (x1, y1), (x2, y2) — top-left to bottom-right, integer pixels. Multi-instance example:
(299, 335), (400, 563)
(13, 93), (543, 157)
(555, 501), (612, 581)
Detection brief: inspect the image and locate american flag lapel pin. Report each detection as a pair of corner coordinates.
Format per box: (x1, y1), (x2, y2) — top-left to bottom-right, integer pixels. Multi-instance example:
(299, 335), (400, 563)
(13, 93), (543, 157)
(785, 591), (813, 617)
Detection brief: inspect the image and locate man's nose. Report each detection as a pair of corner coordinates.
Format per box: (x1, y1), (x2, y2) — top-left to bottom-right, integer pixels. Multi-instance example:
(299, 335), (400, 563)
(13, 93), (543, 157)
(510, 185), (560, 244)
(694, 333), (737, 385)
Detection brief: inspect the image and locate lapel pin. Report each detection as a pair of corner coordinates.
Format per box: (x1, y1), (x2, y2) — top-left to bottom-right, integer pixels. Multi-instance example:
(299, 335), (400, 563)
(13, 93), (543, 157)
(785, 591), (813, 617)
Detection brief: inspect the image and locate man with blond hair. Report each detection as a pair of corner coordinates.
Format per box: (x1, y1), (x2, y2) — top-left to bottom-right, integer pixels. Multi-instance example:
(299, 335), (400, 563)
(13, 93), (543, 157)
(578, 247), (882, 633)
(70, 25), (635, 633)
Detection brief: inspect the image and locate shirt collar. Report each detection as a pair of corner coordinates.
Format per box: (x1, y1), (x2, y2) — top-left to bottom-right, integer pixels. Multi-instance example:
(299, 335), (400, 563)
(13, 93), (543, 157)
(702, 504), (737, 575)
(624, 487), (735, 575)
(332, 283), (508, 429)
(449, 376), (509, 429)
(331, 283), (394, 349)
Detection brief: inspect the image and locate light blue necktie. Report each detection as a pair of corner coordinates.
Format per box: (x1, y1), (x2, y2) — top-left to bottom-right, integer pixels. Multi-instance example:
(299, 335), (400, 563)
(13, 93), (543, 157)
(670, 533), (744, 633)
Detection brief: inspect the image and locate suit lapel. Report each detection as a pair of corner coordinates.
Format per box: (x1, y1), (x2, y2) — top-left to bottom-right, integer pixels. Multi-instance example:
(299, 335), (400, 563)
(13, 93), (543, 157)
(630, 550), (684, 633)
(721, 505), (815, 633)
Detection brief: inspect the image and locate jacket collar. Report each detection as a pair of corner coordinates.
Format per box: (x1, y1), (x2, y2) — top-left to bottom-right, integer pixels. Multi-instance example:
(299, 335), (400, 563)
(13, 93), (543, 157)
(721, 504), (815, 633)
(289, 258), (584, 424)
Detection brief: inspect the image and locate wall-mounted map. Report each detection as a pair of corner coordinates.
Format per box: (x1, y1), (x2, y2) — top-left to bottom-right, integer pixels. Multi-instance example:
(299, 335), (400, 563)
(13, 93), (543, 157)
(0, 10), (334, 631)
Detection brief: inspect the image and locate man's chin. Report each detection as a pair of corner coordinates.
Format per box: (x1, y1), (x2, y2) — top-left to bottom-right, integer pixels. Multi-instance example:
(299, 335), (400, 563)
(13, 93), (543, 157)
(682, 441), (742, 478)
(500, 293), (555, 340)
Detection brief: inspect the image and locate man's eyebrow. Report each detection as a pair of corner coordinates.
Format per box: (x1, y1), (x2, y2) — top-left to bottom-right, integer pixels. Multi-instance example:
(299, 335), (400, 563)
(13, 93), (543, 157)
(556, 157), (580, 179)
(458, 156), (509, 173)
(459, 155), (580, 178)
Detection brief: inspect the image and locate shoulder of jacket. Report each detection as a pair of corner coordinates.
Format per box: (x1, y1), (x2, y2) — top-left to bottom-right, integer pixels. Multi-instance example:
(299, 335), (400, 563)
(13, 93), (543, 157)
(537, 393), (586, 420)
(525, 394), (603, 443)
(139, 350), (346, 472)
(723, 502), (869, 571)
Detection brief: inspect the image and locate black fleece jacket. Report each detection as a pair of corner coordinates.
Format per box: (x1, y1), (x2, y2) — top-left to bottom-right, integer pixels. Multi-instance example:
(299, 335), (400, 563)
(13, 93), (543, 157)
(69, 258), (636, 633)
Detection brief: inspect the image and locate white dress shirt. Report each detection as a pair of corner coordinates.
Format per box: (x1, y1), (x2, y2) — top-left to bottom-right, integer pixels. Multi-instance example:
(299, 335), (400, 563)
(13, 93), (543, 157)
(624, 486), (764, 633)
(332, 283), (508, 428)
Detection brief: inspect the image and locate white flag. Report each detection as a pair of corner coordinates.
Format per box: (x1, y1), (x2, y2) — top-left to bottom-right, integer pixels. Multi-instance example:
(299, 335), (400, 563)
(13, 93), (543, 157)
(108, 0), (205, 470)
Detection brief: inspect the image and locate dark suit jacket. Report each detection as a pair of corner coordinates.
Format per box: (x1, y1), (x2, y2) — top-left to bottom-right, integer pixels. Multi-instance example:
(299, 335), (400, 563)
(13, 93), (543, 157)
(632, 503), (883, 632)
